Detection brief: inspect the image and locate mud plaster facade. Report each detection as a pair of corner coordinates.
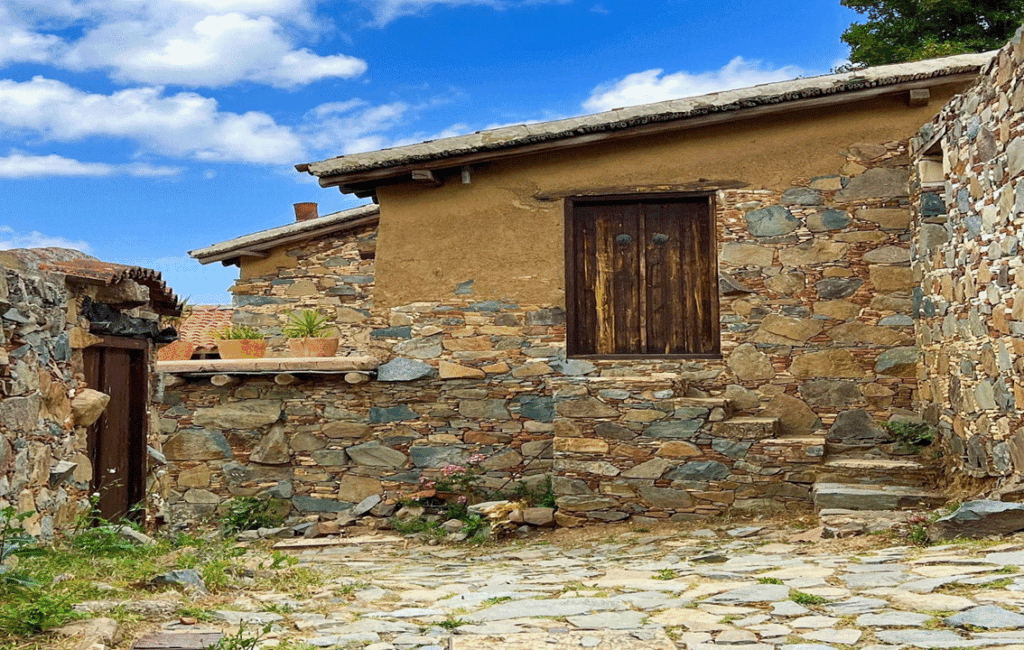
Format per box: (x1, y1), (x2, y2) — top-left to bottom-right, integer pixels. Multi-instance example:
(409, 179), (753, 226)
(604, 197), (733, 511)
(914, 29), (1024, 497)
(0, 251), (172, 537)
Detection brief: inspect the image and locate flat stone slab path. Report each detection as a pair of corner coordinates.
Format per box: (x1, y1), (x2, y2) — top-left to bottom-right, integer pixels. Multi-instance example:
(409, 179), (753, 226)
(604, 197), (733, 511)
(154, 524), (1024, 649)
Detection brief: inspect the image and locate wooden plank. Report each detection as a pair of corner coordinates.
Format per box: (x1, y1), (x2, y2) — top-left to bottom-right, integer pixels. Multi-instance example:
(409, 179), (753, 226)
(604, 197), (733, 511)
(128, 346), (149, 517)
(132, 632), (222, 649)
(575, 204), (599, 355)
(604, 203), (641, 354)
(564, 198), (580, 356)
(644, 201), (682, 354)
(411, 169), (442, 186)
(97, 347), (131, 521)
(697, 196), (720, 355)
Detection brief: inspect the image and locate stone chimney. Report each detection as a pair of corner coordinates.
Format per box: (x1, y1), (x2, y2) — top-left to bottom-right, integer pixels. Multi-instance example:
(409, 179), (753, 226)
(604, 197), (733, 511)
(294, 202), (318, 222)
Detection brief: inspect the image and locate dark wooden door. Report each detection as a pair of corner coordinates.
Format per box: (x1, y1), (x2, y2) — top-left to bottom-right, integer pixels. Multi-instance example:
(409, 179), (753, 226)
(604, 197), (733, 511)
(83, 337), (149, 522)
(567, 195), (719, 357)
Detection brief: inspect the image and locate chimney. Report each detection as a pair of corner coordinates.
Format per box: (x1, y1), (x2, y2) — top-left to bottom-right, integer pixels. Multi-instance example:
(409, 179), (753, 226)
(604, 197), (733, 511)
(294, 202), (318, 222)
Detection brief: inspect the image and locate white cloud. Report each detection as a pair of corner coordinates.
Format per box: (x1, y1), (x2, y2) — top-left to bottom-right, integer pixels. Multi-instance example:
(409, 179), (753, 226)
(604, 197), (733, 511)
(363, 0), (567, 26)
(0, 153), (182, 178)
(0, 226), (92, 252)
(0, 76), (304, 164)
(583, 57), (807, 112)
(0, 19), (63, 66)
(2, 0), (366, 88)
(302, 99), (411, 153)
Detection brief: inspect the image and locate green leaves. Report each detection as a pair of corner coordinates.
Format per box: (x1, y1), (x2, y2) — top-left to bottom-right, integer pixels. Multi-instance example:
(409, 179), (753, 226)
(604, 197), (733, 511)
(282, 310), (333, 338)
(218, 325), (264, 340)
(840, 0), (1024, 66)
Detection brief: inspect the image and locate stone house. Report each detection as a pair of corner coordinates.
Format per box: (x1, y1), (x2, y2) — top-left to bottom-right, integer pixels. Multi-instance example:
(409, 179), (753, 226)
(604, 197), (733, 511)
(0, 248), (180, 536)
(164, 47), (1015, 528)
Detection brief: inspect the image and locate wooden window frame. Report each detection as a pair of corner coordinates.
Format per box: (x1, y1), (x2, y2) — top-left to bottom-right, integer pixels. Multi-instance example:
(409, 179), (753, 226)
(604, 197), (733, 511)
(564, 191), (721, 360)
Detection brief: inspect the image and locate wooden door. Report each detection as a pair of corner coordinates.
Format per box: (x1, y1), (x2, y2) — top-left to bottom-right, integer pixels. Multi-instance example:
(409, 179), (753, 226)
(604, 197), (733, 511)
(567, 195), (719, 357)
(83, 337), (149, 522)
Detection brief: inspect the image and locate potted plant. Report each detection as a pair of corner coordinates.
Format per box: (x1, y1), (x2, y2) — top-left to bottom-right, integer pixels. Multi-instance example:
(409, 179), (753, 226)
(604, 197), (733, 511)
(216, 325), (267, 359)
(283, 310), (339, 357)
(158, 297), (196, 361)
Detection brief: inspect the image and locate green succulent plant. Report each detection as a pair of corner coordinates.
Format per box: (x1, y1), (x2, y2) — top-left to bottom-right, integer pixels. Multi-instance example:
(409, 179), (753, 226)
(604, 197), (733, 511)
(282, 310), (333, 338)
(217, 325), (264, 340)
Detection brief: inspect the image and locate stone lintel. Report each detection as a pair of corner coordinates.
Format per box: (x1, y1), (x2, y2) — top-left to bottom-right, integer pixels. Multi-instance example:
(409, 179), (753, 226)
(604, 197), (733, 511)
(157, 356), (379, 375)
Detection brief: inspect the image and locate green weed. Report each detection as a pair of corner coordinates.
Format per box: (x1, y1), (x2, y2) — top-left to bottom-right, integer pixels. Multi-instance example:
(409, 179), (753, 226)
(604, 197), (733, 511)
(654, 569), (678, 580)
(222, 497), (287, 536)
(758, 577), (784, 585)
(0, 591), (82, 634)
(790, 590), (827, 605)
(437, 616), (467, 630)
(208, 623), (272, 650)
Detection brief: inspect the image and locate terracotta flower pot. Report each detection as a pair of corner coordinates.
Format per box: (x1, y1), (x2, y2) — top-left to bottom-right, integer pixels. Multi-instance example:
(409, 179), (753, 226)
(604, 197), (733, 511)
(157, 340), (196, 361)
(216, 339), (267, 359)
(286, 337), (339, 357)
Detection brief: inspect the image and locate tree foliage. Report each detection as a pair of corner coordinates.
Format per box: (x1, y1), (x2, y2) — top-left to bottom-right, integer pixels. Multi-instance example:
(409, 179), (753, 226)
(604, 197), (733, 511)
(841, 0), (1024, 67)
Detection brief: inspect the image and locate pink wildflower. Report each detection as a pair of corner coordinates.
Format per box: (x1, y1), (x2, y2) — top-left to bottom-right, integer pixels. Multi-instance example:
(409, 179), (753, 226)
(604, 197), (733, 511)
(467, 454), (487, 465)
(442, 464), (467, 477)
(457, 495), (468, 504)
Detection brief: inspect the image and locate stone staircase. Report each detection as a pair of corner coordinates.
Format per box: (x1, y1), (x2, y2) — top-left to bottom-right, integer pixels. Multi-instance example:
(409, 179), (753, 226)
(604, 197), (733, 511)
(810, 412), (946, 512)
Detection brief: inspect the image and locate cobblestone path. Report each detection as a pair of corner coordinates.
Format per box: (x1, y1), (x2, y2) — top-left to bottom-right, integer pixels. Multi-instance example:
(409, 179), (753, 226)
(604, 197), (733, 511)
(163, 524), (1024, 650)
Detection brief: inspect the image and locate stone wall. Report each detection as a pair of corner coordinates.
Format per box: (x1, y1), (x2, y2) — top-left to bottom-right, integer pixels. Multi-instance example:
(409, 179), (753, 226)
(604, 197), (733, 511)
(913, 31), (1024, 494)
(232, 223), (385, 356)
(154, 371), (555, 526)
(0, 263), (89, 538)
(1, 264), (107, 537)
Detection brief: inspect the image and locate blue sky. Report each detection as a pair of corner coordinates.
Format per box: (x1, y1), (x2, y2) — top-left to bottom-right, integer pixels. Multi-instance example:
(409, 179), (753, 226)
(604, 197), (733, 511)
(0, 0), (858, 304)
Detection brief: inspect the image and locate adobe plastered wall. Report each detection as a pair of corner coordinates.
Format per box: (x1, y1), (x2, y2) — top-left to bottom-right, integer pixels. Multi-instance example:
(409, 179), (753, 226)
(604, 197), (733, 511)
(913, 31), (1024, 496)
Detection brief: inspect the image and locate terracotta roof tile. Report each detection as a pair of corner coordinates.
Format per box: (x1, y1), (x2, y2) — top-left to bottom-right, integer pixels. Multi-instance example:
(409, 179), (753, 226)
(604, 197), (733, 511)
(177, 306), (234, 350)
(42, 259), (182, 316)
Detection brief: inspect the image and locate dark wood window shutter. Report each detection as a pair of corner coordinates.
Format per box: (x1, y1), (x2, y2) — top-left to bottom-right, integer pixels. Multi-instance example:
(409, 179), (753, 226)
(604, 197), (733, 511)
(566, 195), (719, 357)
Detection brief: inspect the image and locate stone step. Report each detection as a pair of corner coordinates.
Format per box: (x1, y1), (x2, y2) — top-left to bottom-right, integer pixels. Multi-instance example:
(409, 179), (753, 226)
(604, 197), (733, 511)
(812, 482), (947, 512)
(711, 416), (779, 440)
(755, 435), (826, 468)
(672, 397), (733, 418)
(816, 458), (939, 488)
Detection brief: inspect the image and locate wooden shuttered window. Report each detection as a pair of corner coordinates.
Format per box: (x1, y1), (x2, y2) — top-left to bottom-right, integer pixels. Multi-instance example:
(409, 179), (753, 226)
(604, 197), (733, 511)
(566, 195), (719, 357)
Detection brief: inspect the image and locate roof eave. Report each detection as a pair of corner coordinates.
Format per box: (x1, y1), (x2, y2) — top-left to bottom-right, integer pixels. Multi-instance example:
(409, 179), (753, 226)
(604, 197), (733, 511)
(302, 52), (994, 192)
(189, 206), (380, 265)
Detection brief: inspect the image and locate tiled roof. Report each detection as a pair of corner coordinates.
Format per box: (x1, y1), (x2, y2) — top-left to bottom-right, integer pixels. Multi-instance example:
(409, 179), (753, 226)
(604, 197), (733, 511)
(299, 52), (994, 186)
(41, 258), (182, 316)
(175, 306), (234, 350)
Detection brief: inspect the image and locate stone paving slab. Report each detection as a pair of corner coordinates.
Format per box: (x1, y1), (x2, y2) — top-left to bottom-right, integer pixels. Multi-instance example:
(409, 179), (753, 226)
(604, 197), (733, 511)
(449, 629), (675, 650)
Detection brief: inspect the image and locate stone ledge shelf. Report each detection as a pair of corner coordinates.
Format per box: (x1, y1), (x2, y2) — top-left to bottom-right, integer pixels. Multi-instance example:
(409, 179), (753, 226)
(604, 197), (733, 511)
(157, 356), (379, 375)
